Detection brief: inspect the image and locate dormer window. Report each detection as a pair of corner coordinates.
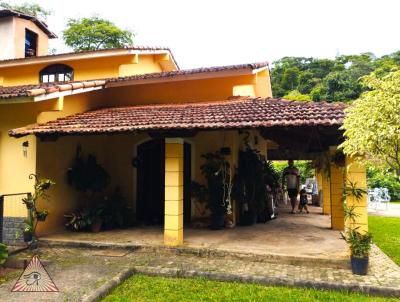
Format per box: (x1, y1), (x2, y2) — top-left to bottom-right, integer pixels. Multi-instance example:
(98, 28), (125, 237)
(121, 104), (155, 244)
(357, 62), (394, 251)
(40, 64), (74, 83)
(25, 29), (38, 57)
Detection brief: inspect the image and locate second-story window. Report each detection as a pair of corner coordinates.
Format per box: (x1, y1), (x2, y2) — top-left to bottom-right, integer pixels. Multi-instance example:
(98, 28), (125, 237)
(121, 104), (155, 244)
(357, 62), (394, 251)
(25, 29), (38, 57)
(40, 64), (74, 83)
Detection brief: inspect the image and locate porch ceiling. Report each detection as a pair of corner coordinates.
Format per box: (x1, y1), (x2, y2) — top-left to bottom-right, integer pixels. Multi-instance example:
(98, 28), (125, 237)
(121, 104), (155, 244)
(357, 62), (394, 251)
(8, 97), (346, 140)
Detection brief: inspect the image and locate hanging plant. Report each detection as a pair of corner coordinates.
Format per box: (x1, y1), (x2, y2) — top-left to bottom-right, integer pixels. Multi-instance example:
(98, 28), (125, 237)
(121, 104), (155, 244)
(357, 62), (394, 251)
(200, 151), (231, 229)
(331, 150), (346, 167)
(67, 146), (110, 193)
(233, 141), (279, 225)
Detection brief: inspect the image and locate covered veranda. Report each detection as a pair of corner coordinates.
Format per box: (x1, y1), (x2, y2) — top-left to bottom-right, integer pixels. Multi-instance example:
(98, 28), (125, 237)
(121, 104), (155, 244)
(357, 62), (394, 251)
(40, 205), (348, 265)
(9, 96), (367, 253)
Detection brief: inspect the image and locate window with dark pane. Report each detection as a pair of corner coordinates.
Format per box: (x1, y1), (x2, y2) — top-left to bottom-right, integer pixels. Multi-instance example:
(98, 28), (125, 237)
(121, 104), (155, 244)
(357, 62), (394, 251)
(39, 64), (74, 83)
(25, 29), (38, 57)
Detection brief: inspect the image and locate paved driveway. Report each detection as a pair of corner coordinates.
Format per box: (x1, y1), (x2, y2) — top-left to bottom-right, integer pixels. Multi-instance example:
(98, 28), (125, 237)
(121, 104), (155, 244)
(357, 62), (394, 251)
(369, 203), (400, 217)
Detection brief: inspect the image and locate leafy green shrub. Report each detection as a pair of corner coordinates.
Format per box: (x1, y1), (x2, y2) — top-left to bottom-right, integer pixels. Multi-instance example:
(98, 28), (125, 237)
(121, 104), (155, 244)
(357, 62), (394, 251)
(367, 165), (400, 200)
(344, 229), (372, 258)
(0, 243), (8, 266)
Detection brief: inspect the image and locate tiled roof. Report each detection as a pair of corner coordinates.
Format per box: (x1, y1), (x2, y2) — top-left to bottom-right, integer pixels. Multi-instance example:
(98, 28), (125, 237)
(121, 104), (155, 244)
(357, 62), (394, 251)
(9, 97), (346, 137)
(0, 46), (178, 67)
(0, 9), (57, 38)
(107, 62), (269, 84)
(0, 62), (268, 99)
(0, 80), (105, 99)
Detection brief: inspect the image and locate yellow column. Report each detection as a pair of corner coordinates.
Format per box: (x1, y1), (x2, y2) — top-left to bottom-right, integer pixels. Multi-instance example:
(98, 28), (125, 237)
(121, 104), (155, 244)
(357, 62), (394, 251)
(330, 160), (345, 230)
(164, 138), (184, 246)
(320, 170), (331, 215)
(345, 156), (368, 233)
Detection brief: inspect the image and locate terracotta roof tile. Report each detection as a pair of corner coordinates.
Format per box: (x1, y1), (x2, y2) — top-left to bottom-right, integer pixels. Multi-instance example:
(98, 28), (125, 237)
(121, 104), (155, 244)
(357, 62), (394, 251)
(9, 97), (346, 137)
(106, 62), (268, 84)
(0, 81), (105, 99)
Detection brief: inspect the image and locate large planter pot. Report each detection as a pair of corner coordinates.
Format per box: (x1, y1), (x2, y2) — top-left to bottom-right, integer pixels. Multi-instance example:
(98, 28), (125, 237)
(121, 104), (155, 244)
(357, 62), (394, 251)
(23, 231), (33, 242)
(91, 219), (103, 233)
(239, 211), (257, 226)
(210, 214), (225, 230)
(351, 256), (369, 275)
(257, 211), (268, 223)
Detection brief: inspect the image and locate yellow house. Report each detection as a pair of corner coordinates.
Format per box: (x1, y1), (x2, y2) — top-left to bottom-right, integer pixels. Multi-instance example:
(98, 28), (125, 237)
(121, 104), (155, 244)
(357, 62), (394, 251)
(0, 9), (368, 246)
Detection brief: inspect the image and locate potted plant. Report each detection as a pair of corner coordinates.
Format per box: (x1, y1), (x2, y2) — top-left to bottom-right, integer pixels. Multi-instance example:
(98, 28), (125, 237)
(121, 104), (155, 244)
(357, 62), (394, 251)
(344, 229), (372, 275)
(200, 152), (231, 230)
(16, 220), (34, 242)
(22, 197), (35, 209)
(89, 205), (104, 233)
(64, 209), (92, 231)
(35, 209), (49, 222)
(191, 181), (209, 218)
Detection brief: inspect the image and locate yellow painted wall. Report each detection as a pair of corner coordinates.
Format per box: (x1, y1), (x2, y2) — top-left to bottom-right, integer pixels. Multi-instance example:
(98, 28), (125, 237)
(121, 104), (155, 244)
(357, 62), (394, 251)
(105, 74), (262, 105)
(322, 171), (331, 215)
(0, 54), (163, 86)
(255, 69), (273, 98)
(164, 138), (184, 246)
(2, 195), (28, 217)
(345, 156), (368, 233)
(330, 162), (345, 230)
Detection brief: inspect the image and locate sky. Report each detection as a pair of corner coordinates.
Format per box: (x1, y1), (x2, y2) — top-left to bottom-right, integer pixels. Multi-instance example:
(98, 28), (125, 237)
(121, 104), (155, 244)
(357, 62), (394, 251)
(8, 0), (400, 69)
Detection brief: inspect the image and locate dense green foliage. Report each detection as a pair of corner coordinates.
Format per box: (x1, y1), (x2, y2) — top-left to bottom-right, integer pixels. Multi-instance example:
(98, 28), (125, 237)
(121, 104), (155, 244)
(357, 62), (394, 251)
(367, 165), (400, 200)
(369, 216), (400, 265)
(63, 17), (134, 51)
(341, 71), (400, 176)
(0, 243), (8, 266)
(273, 160), (314, 184)
(271, 52), (400, 102)
(0, 1), (51, 20)
(102, 274), (398, 302)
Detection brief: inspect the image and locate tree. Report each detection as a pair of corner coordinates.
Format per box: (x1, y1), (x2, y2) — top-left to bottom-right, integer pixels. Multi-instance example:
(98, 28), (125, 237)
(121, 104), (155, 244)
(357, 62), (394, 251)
(341, 70), (400, 176)
(283, 90), (311, 102)
(63, 17), (134, 52)
(0, 1), (51, 20)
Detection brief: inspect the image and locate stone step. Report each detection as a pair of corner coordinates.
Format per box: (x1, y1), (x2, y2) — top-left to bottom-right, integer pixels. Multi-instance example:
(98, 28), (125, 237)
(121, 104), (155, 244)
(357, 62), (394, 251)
(39, 239), (350, 269)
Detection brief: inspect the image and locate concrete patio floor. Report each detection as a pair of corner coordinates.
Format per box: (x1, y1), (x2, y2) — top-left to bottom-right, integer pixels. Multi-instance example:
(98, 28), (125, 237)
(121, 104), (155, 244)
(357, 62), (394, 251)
(41, 206), (348, 262)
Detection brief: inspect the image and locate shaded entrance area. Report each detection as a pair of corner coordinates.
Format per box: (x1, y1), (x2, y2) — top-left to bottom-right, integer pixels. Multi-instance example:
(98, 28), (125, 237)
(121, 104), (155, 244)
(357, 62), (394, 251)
(136, 139), (192, 225)
(40, 205), (347, 263)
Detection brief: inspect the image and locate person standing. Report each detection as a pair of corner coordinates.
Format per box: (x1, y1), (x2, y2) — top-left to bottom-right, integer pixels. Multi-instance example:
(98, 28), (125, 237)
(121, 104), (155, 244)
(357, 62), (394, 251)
(282, 159), (300, 214)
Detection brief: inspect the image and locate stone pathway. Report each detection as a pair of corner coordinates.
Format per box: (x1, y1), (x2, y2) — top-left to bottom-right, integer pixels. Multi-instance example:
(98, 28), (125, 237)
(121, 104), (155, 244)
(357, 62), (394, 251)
(0, 244), (399, 301)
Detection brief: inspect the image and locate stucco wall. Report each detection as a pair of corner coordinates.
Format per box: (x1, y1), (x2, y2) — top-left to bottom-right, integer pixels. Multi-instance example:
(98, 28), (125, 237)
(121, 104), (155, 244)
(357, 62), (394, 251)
(0, 54), (164, 86)
(0, 17), (15, 62)
(104, 74), (262, 105)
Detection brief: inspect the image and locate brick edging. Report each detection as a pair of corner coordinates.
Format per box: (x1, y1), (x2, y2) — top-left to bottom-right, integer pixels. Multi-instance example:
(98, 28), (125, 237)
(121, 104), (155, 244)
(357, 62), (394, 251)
(135, 266), (400, 298)
(81, 267), (136, 302)
(80, 265), (400, 301)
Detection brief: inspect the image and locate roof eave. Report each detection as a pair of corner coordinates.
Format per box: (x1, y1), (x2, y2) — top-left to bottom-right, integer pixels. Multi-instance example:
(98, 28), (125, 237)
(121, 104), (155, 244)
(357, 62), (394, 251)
(105, 68), (257, 88)
(0, 49), (175, 69)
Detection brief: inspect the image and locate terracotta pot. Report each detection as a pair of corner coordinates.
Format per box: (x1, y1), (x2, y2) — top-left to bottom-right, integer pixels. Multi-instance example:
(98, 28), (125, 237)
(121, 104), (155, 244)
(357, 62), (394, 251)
(91, 219), (103, 233)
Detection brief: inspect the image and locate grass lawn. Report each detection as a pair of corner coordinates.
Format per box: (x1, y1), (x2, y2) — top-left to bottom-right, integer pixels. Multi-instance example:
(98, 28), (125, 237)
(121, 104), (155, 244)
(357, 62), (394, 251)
(102, 275), (398, 302)
(369, 215), (400, 265)
(390, 201), (400, 204)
